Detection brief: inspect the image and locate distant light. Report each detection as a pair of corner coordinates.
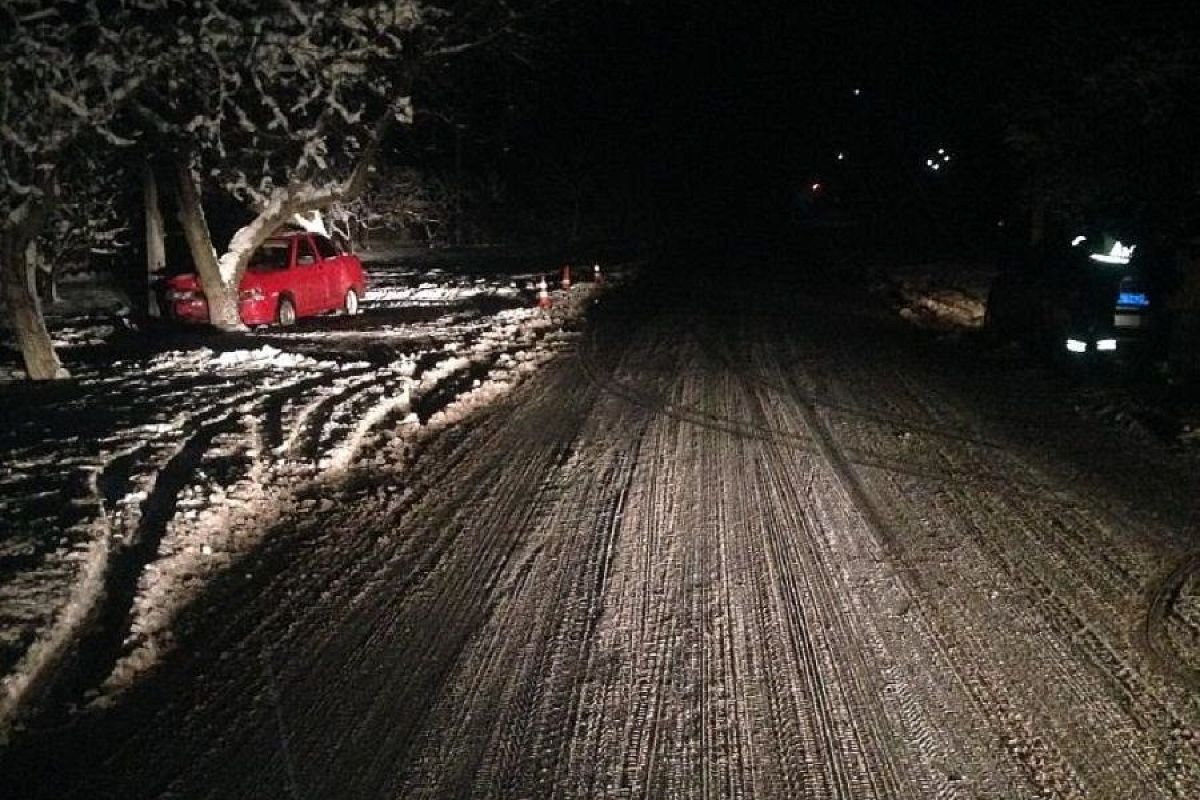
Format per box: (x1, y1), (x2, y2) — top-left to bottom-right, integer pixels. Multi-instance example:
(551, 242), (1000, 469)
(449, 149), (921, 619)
(926, 150), (951, 171)
(1096, 339), (1118, 351)
(1071, 235), (1088, 247)
(1066, 339), (1088, 353)
(837, 152), (846, 161)
(811, 182), (822, 192)
(1089, 241), (1135, 265)
(852, 88), (862, 96)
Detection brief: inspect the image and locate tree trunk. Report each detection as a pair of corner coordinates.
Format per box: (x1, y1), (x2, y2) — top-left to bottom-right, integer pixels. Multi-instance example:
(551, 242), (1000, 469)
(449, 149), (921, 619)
(175, 162), (244, 331)
(144, 161), (167, 318)
(1, 228), (67, 380)
(27, 239), (59, 305)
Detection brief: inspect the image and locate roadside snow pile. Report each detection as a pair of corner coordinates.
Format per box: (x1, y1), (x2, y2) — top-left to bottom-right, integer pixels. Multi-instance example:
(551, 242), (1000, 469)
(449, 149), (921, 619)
(880, 263), (992, 330)
(210, 345), (321, 370)
(141, 345), (332, 375)
(368, 281), (519, 306)
(362, 262), (524, 308)
(51, 323), (119, 349)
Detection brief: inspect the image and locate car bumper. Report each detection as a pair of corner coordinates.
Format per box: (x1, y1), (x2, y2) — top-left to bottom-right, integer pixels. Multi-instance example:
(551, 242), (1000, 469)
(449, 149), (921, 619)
(167, 297), (210, 323)
(167, 296), (276, 326)
(238, 297), (276, 326)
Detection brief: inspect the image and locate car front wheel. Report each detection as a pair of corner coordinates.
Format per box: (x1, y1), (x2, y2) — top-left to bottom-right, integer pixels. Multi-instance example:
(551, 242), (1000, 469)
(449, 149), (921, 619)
(277, 297), (297, 327)
(343, 288), (360, 316)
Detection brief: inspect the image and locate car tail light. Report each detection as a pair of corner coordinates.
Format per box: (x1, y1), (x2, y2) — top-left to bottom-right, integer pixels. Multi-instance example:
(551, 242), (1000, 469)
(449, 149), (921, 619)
(239, 287), (265, 301)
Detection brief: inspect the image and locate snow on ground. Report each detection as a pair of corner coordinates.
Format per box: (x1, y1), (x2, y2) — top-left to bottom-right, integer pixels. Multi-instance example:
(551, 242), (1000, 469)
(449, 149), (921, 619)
(877, 261), (991, 330)
(0, 254), (632, 733)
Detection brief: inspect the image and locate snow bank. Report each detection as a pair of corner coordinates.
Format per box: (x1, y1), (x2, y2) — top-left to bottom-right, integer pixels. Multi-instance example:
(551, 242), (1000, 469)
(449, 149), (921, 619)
(877, 263), (992, 330)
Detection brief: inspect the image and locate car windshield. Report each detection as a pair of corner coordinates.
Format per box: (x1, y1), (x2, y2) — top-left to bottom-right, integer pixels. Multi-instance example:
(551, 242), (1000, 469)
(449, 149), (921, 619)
(248, 241), (290, 271)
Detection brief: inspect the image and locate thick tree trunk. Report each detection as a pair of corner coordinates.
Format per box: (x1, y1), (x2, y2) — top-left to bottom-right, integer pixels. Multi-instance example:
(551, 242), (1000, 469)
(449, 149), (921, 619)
(144, 161), (167, 317)
(175, 163), (244, 331)
(1, 228), (67, 380)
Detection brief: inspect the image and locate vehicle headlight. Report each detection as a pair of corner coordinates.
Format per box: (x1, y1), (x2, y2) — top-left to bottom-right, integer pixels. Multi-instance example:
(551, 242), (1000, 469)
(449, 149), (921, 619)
(1065, 338), (1088, 353)
(1096, 338), (1117, 351)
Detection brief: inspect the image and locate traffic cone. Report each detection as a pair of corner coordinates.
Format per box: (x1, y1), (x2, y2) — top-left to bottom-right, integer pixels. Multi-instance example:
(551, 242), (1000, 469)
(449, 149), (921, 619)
(593, 263), (604, 286)
(561, 264), (571, 291)
(537, 275), (552, 309)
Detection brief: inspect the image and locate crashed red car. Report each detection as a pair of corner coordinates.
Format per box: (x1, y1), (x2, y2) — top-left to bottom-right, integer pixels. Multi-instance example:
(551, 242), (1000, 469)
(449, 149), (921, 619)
(162, 231), (367, 326)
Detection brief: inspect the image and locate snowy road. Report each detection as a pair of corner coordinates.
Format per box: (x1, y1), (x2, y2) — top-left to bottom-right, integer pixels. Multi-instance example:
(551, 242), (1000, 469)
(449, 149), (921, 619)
(3, 268), (1200, 799)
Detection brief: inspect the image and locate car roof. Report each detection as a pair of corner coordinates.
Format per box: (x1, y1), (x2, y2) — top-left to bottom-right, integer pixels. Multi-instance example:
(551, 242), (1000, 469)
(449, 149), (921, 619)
(273, 228), (320, 239)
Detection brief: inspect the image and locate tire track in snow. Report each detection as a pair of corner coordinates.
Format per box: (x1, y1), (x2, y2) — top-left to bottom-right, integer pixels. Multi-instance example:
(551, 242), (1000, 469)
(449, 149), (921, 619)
(757, 315), (1200, 798)
(567, 315), (950, 798)
(1141, 549), (1200, 692)
(767, 345), (1097, 798)
(794, 320), (1200, 787)
(723, 337), (979, 799)
(584, 319), (1074, 503)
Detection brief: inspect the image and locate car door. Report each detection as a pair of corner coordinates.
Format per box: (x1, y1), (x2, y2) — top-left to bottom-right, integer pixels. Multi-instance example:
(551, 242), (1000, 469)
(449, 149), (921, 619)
(312, 233), (344, 310)
(292, 234), (325, 314)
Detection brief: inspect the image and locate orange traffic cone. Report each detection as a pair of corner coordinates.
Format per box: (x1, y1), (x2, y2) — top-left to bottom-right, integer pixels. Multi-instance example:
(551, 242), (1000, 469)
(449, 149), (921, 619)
(593, 263), (604, 286)
(537, 275), (552, 309)
(561, 264), (571, 291)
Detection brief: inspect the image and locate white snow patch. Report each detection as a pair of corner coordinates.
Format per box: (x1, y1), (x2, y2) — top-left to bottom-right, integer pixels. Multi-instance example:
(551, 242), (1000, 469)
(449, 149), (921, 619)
(326, 382), (414, 472)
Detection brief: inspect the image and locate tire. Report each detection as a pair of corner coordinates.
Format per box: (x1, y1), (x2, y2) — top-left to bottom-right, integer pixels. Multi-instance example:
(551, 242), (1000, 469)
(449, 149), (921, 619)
(277, 296), (297, 327)
(343, 288), (360, 316)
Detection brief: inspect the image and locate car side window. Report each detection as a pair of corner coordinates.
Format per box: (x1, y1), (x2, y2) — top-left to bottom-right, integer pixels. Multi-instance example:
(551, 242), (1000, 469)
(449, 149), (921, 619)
(248, 241), (290, 271)
(313, 235), (340, 260)
(295, 236), (318, 266)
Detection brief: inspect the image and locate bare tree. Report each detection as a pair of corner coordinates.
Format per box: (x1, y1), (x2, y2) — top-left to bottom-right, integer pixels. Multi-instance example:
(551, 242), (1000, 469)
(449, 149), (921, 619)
(2, 0), (568, 374)
(1, 1), (168, 377)
(141, 0), (562, 329)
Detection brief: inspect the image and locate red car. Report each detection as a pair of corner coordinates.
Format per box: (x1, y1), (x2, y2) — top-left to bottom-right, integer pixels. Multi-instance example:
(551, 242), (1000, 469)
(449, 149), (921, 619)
(163, 230), (367, 326)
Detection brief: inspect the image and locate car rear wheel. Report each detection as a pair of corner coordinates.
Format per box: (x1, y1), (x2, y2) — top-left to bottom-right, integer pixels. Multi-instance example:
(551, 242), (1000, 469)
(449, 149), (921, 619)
(343, 288), (360, 316)
(277, 296), (297, 327)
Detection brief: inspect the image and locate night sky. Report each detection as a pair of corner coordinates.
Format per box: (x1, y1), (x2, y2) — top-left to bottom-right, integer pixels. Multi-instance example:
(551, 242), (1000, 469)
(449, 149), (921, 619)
(503, 1), (1198, 252)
